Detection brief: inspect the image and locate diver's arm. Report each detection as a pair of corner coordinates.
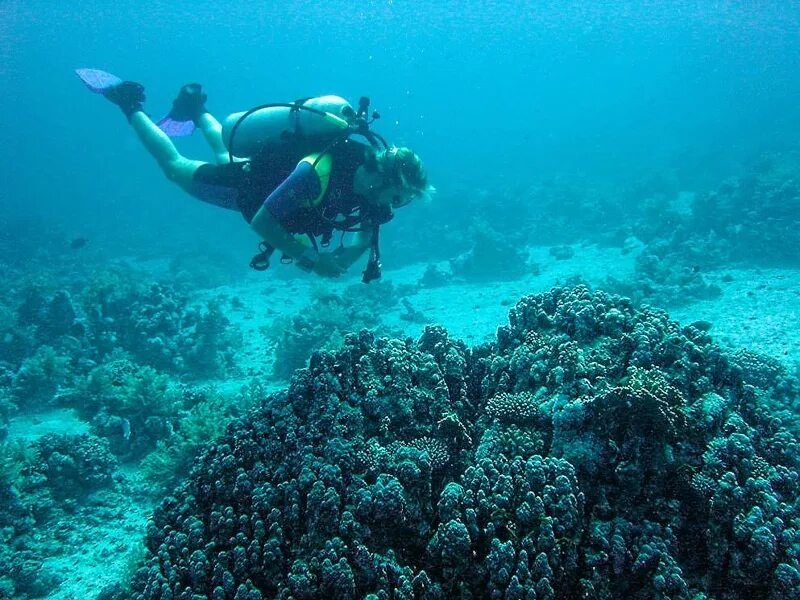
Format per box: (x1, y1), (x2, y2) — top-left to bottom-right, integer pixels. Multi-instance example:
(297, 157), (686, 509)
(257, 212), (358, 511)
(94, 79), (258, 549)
(250, 207), (311, 260)
(250, 209), (346, 277)
(331, 225), (373, 268)
(250, 161), (346, 277)
(250, 161), (321, 258)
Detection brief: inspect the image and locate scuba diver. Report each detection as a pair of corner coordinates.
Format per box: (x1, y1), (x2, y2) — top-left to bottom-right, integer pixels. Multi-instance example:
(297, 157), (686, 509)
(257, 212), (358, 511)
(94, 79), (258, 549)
(75, 68), (432, 281)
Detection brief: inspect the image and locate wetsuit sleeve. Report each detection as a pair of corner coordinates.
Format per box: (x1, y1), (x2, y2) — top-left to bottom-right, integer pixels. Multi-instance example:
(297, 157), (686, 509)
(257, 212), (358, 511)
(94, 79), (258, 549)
(263, 161), (322, 221)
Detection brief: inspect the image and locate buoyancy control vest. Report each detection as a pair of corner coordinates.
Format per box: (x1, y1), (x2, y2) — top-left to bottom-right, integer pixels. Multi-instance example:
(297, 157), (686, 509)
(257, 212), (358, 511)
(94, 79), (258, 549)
(230, 96), (391, 282)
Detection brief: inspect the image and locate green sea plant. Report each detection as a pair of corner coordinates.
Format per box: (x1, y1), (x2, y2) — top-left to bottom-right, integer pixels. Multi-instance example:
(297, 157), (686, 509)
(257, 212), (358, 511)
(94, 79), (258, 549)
(10, 345), (69, 410)
(80, 357), (180, 420)
(141, 388), (241, 493)
(78, 355), (182, 459)
(0, 388), (13, 431)
(0, 439), (37, 490)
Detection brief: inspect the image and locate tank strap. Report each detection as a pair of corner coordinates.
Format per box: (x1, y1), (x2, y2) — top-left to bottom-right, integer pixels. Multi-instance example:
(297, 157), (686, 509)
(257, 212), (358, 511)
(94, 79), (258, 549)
(290, 98), (312, 137)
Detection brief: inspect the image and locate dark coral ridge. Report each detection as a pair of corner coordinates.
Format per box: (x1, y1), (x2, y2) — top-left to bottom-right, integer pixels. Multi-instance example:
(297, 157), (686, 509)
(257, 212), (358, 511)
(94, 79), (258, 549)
(126, 286), (800, 599)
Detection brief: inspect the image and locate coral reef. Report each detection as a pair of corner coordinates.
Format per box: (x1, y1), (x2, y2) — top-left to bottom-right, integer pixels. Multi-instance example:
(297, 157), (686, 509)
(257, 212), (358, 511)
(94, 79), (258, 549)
(383, 179), (623, 269)
(266, 281), (407, 380)
(549, 245), (575, 261)
(117, 286), (800, 599)
(0, 433), (118, 598)
(731, 348), (787, 390)
(77, 356), (182, 460)
(606, 152), (800, 307)
(82, 269), (240, 377)
(690, 153), (800, 267)
(0, 243), (254, 599)
(417, 264), (452, 289)
(0, 264), (242, 431)
(605, 242), (722, 307)
(29, 433), (118, 500)
(9, 346), (69, 411)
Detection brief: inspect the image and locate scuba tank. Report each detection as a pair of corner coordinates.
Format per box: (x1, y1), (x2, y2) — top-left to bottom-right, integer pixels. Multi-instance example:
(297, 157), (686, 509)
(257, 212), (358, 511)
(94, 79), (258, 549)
(222, 95), (354, 159)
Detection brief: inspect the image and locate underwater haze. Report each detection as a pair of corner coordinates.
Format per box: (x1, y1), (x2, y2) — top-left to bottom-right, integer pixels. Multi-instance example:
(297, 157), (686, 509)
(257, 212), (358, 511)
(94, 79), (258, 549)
(2, 1), (800, 255)
(2, 2), (800, 599)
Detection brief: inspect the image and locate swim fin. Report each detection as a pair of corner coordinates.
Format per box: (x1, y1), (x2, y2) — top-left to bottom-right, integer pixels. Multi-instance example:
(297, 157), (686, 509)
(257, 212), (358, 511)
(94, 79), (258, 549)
(157, 83), (207, 137)
(75, 68), (122, 93)
(75, 68), (145, 119)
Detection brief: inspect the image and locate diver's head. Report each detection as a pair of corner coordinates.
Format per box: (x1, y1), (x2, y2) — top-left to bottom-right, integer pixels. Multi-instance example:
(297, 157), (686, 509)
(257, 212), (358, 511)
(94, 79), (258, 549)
(360, 146), (433, 210)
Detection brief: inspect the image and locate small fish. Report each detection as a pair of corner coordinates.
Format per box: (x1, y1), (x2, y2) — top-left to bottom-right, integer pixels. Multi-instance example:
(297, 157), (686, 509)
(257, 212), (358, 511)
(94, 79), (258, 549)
(70, 237), (89, 249)
(121, 418), (131, 441)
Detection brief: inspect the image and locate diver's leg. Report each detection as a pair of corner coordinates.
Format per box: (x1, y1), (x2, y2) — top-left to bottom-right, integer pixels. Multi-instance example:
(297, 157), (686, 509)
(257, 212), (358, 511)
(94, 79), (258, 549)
(162, 83), (230, 164)
(78, 73), (236, 200)
(196, 112), (231, 165)
(129, 112), (205, 191)
(82, 76), (206, 190)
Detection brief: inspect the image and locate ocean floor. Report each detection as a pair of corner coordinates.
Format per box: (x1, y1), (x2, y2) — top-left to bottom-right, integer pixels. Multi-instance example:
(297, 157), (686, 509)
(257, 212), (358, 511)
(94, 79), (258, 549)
(224, 243), (799, 370)
(671, 267), (800, 362)
(8, 242), (798, 599)
(39, 473), (154, 600)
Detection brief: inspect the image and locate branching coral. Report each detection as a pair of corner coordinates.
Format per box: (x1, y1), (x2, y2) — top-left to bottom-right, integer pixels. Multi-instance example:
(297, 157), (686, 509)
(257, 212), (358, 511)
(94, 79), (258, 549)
(588, 367), (686, 445)
(731, 348), (786, 390)
(485, 390), (543, 424)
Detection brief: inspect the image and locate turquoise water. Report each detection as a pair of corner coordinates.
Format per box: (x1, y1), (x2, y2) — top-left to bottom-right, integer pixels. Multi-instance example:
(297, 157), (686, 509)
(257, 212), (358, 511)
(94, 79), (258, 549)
(1, 2), (799, 598)
(2, 1), (799, 255)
